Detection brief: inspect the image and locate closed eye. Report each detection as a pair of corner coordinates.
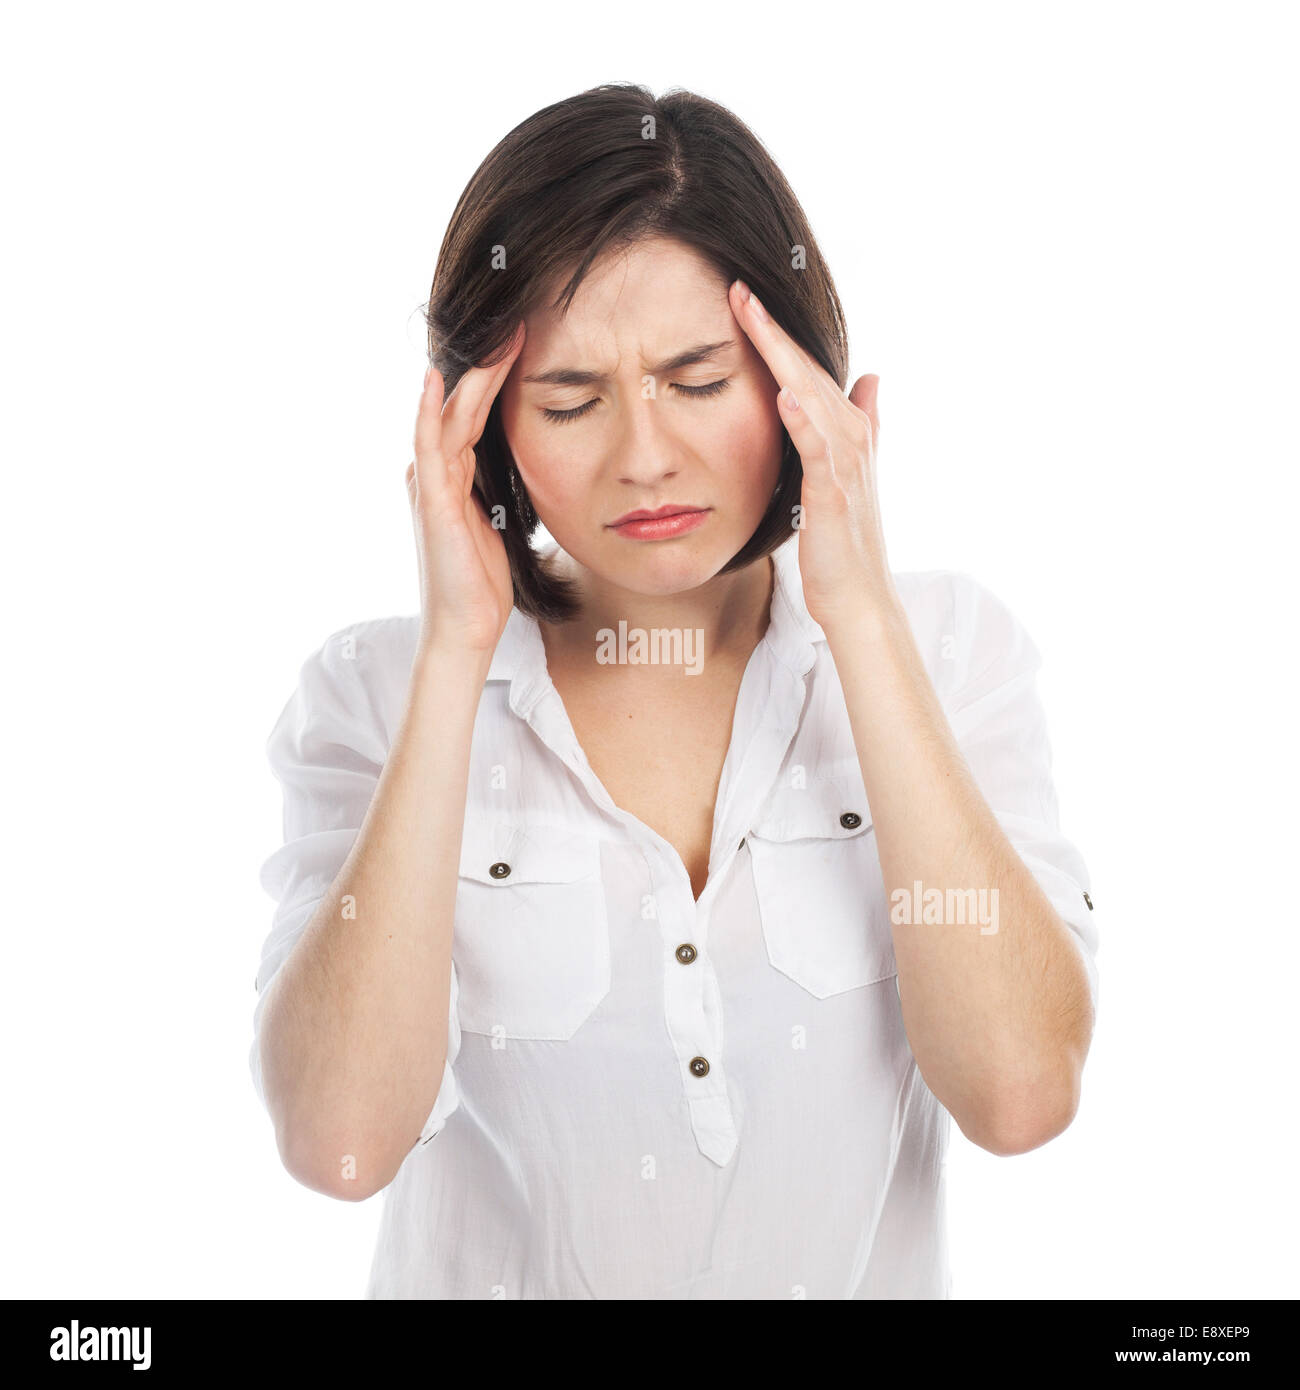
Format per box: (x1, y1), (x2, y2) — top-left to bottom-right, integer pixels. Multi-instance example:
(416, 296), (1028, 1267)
(541, 398), (600, 424)
(672, 379), (731, 400)
(541, 378), (732, 424)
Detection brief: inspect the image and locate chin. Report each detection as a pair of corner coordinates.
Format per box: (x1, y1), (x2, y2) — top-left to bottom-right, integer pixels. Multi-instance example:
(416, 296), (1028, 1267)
(600, 535), (746, 596)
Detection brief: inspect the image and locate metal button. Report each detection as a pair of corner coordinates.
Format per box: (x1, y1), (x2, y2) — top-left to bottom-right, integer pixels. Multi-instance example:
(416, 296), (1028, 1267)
(489, 862), (511, 879)
(1083, 891), (1093, 910)
(839, 811), (862, 830)
(689, 1056), (710, 1077)
(675, 943), (698, 964)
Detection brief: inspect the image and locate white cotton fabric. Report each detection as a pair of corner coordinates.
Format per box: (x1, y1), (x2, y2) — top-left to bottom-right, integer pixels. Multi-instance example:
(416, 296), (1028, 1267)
(250, 533), (1099, 1299)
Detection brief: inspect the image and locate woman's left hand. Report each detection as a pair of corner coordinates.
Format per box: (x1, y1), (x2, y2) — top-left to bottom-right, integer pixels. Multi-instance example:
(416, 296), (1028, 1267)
(729, 279), (896, 630)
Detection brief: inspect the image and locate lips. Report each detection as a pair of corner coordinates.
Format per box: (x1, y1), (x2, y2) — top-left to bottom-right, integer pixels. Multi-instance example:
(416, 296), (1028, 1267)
(606, 506), (712, 541)
(608, 504), (707, 527)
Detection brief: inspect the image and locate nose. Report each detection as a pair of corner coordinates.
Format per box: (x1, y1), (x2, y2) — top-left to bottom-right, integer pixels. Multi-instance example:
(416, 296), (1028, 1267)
(614, 392), (682, 487)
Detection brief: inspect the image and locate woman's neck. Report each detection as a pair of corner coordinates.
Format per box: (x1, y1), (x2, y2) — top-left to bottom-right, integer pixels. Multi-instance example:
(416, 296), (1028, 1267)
(538, 546), (775, 674)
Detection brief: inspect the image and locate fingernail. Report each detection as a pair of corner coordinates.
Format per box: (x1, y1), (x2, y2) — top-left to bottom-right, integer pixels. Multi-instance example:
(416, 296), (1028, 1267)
(782, 387), (798, 410)
(735, 280), (751, 303)
(424, 366), (433, 388)
(749, 291), (768, 322)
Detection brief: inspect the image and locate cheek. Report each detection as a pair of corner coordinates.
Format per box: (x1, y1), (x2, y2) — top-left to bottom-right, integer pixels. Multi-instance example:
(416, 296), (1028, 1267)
(504, 418), (591, 514)
(717, 395), (785, 490)
(500, 393), (548, 492)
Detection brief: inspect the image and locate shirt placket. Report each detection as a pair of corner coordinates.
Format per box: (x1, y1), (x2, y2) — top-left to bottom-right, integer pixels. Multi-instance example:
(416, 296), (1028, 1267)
(507, 622), (815, 1168)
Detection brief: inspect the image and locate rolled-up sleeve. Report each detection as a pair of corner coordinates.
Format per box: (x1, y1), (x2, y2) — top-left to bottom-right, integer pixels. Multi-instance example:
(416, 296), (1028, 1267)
(250, 622), (462, 1144)
(942, 574), (1100, 1015)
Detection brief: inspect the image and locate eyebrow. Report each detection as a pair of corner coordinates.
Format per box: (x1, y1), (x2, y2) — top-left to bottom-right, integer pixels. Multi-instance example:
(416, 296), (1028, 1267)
(521, 339), (736, 387)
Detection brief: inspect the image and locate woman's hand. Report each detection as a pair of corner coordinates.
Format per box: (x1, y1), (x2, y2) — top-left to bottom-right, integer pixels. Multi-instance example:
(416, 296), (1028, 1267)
(728, 281), (895, 630)
(407, 323), (526, 658)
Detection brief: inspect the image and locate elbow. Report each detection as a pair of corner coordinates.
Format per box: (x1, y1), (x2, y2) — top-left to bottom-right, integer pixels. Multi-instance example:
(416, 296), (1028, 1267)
(966, 1006), (1094, 1157)
(257, 1022), (404, 1202)
(277, 1126), (399, 1202)
(963, 1069), (1083, 1158)
(256, 1009), (433, 1200)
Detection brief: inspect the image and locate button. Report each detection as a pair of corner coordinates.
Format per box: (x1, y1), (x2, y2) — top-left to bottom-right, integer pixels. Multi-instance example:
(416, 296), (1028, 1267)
(839, 811), (862, 830)
(689, 1056), (710, 1077)
(489, 862), (511, 879)
(1083, 891), (1093, 910)
(675, 943), (698, 964)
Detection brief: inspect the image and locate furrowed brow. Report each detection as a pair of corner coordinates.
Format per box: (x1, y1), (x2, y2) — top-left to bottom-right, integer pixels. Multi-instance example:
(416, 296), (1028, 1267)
(648, 339), (735, 374)
(521, 339), (735, 387)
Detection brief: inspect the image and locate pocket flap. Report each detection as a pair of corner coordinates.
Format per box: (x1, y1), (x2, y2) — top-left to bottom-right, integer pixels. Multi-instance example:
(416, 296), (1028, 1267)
(746, 779), (895, 997)
(458, 818), (602, 886)
(749, 777), (873, 843)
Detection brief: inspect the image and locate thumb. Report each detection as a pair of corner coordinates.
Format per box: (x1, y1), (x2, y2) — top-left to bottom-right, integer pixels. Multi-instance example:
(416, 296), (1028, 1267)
(848, 373), (879, 420)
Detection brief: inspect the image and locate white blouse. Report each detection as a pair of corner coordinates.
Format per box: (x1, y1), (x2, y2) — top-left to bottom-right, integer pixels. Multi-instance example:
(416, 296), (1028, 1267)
(250, 533), (1099, 1299)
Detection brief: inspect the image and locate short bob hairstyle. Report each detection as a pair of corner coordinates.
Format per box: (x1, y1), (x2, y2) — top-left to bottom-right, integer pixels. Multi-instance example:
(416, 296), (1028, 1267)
(424, 82), (849, 623)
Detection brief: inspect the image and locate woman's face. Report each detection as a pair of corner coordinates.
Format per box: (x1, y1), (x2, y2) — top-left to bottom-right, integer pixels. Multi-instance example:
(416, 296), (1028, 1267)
(498, 237), (786, 600)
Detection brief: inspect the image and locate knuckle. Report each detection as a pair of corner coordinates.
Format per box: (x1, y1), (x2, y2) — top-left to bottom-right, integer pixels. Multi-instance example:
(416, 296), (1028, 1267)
(846, 415), (871, 448)
(804, 441), (834, 472)
(798, 354), (822, 388)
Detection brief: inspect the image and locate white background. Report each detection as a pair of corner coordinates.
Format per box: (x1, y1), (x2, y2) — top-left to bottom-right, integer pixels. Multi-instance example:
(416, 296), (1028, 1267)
(3, 0), (1296, 1299)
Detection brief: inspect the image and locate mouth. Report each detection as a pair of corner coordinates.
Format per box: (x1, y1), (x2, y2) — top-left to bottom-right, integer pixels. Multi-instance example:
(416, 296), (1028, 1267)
(607, 505), (712, 541)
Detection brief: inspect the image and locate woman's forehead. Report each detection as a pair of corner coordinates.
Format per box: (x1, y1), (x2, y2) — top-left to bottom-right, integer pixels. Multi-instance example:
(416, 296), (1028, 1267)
(522, 244), (736, 373)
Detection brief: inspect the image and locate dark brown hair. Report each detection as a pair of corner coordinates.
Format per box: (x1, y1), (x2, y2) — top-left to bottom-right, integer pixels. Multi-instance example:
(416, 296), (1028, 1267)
(424, 82), (849, 622)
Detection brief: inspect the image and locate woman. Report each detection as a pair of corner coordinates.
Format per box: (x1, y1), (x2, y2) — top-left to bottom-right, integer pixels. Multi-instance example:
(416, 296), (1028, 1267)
(250, 83), (1099, 1299)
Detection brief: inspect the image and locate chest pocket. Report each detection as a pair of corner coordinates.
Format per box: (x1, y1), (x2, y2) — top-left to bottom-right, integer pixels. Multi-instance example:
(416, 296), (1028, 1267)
(453, 818), (611, 1039)
(746, 780), (897, 996)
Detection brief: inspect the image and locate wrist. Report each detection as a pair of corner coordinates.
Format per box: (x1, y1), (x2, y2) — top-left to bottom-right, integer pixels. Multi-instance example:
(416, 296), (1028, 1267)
(412, 637), (495, 689)
(813, 578), (908, 647)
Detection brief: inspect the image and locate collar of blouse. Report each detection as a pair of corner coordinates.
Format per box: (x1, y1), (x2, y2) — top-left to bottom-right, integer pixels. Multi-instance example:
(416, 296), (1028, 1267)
(486, 532), (829, 713)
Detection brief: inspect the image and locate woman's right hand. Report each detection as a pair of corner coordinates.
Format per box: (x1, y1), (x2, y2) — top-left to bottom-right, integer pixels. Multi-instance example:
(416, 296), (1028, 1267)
(406, 323), (526, 659)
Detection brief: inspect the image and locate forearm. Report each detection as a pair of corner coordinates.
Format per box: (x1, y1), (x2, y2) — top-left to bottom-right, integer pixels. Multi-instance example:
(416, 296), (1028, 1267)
(824, 594), (1094, 1155)
(259, 643), (489, 1197)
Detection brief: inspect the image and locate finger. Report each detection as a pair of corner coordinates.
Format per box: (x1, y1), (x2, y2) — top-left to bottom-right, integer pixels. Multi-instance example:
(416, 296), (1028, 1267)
(776, 385), (838, 487)
(414, 366), (449, 494)
(728, 279), (839, 411)
(847, 374), (880, 444)
(728, 281), (843, 437)
(440, 321), (526, 459)
(466, 321), (527, 446)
